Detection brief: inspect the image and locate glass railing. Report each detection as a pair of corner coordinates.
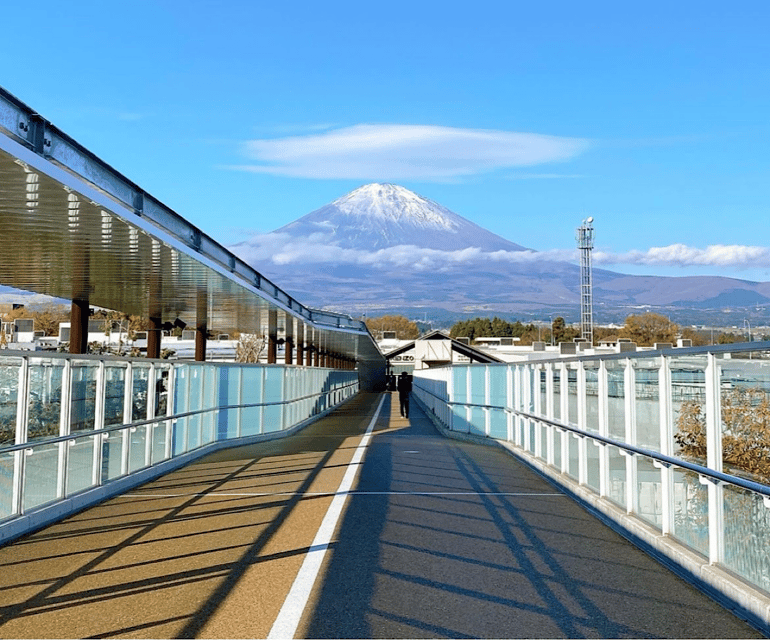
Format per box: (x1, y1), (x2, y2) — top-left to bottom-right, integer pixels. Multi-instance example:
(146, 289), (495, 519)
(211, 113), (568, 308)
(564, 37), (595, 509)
(413, 344), (770, 603)
(0, 351), (358, 526)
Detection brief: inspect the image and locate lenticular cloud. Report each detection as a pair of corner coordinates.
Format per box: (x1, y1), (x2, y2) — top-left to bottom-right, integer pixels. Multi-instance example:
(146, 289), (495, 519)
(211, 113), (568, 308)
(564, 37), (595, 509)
(234, 124), (589, 180)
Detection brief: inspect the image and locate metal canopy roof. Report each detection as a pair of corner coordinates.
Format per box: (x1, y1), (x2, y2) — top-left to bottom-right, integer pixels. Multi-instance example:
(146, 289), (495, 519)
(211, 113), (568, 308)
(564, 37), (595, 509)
(0, 87), (383, 367)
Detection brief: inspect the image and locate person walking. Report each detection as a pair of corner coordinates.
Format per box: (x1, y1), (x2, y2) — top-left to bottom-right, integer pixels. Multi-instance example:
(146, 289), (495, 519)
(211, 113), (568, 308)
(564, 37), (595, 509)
(396, 372), (412, 418)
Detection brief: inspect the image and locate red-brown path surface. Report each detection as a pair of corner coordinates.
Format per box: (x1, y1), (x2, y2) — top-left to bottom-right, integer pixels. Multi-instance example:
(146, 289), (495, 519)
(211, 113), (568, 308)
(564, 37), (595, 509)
(0, 393), (762, 638)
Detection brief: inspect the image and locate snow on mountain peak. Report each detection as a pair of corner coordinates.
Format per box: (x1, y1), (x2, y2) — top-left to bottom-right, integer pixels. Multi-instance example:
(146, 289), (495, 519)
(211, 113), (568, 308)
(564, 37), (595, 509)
(332, 183), (459, 231)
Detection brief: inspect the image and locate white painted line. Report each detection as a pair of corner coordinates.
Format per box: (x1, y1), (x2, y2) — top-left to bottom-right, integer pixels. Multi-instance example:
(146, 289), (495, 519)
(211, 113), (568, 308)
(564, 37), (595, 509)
(267, 394), (386, 640)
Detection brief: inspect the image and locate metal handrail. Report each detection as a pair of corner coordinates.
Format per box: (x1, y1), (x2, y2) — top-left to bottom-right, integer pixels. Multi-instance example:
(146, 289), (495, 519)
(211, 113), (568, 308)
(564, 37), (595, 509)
(412, 383), (770, 499)
(0, 379), (359, 455)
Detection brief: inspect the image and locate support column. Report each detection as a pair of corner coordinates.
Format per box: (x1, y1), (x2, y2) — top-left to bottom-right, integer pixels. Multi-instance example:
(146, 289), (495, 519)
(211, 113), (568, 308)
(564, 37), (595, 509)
(296, 323), (305, 366)
(147, 316), (162, 360)
(284, 316), (294, 365)
(267, 309), (278, 364)
(195, 289), (207, 362)
(69, 298), (90, 355)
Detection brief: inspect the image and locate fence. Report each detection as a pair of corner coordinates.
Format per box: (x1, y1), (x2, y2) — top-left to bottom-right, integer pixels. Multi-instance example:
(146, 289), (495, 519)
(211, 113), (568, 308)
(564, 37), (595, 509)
(413, 344), (770, 630)
(0, 350), (358, 542)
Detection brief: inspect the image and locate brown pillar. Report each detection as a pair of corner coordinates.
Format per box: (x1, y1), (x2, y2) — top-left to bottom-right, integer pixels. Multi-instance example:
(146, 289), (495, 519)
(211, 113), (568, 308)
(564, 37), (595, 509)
(284, 317), (293, 365)
(296, 324), (305, 366)
(69, 298), (89, 354)
(195, 289), (207, 362)
(195, 324), (207, 362)
(267, 309), (278, 364)
(147, 316), (162, 359)
(314, 347), (320, 367)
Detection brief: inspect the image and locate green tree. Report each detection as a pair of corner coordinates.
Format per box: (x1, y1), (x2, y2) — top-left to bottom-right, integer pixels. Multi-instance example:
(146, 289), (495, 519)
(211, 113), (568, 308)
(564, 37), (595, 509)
(551, 316), (579, 344)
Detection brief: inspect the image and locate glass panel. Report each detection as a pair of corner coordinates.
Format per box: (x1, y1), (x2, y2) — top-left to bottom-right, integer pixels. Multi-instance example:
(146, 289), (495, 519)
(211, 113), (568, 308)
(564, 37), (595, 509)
(28, 359), (63, 442)
(553, 429), (562, 469)
(0, 359), (21, 446)
(553, 368), (562, 421)
(201, 366), (217, 444)
(584, 365), (599, 434)
(634, 359), (661, 451)
(66, 436), (95, 495)
(132, 365), (150, 421)
(241, 405), (261, 436)
(606, 360), (625, 439)
(0, 451), (14, 518)
(453, 367), (468, 404)
(567, 434), (579, 480)
(128, 426), (148, 472)
(23, 443), (59, 511)
(489, 408), (506, 439)
(155, 367), (171, 417)
(101, 431), (124, 482)
(586, 440), (600, 491)
(670, 355), (707, 465)
(723, 484), (770, 592)
(527, 420), (536, 454)
(567, 366), (578, 425)
(672, 468), (708, 556)
(539, 368), (547, 415)
(71, 363), (98, 432)
(469, 407), (485, 436)
(151, 422), (168, 464)
(186, 367), (203, 450)
(719, 356), (770, 484)
(263, 404), (282, 433)
(470, 366), (486, 407)
(607, 445), (626, 508)
(489, 367), (507, 408)
(636, 456), (662, 529)
(104, 364), (126, 427)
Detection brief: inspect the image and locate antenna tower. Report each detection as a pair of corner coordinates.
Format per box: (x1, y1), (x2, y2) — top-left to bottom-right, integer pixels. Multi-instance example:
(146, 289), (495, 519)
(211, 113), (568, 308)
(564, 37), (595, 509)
(576, 217), (595, 345)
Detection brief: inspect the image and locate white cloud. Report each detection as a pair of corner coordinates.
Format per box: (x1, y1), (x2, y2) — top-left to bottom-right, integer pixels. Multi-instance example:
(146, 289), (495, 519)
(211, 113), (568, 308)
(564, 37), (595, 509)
(232, 233), (576, 272)
(232, 235), (770, 276)
(595, 244), (770, 269)
(229, 124), (589, 181)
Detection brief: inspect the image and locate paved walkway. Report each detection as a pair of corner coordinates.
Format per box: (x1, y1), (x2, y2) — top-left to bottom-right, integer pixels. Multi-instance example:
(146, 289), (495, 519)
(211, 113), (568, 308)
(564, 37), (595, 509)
(0, 393), (762, 638)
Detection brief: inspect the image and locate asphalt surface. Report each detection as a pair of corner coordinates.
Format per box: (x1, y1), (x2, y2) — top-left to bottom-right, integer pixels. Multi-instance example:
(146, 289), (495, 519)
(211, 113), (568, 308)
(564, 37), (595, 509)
(0, 392), (763, 639)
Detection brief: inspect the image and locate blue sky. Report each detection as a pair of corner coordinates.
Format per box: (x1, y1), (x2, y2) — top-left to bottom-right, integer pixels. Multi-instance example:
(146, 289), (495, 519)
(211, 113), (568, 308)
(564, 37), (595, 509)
(2, 1), (769, 281)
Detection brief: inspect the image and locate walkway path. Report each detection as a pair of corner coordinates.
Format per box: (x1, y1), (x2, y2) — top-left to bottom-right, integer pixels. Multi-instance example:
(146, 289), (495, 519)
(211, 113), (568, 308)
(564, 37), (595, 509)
(0, 393), (761, 638)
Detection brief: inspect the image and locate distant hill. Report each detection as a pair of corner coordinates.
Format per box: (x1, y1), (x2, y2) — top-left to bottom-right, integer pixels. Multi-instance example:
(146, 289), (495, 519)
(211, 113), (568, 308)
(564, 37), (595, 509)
(230, 183), (770, 324)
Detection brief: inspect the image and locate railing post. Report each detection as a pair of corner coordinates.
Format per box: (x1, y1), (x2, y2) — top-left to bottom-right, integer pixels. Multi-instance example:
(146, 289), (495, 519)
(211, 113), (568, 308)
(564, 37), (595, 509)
(533, 365), (542, 459)
(598, 360), (609, 497)
(506, 365), (514, 442)
(577, 361), (587, 485)
(92, 360), (106, 487)
(484, 366), (491, 436)
(514, 366), (522, 447)
(624, 358), (638, 514)
(705, 352), (724, 564)
(12, 357), (29, 515)
(522, 366), (531, 452)
(560, 363), (569, 474)
(658, 355), (675, 536)
(57, 359), (72, 500)
(545, 362), (555, 467)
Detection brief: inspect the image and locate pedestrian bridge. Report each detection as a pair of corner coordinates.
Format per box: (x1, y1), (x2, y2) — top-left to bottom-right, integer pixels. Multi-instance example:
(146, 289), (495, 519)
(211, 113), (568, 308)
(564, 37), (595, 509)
(1, 86), (770, 637)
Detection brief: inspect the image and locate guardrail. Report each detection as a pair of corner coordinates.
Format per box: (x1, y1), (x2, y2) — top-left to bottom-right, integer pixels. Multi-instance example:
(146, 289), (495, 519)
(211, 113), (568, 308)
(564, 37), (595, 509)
(413, 343), (770, 632)
(0, 350), (358, 542)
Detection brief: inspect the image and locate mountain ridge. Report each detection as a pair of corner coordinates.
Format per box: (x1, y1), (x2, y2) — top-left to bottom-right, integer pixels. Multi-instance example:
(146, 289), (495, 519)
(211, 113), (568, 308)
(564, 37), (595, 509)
(232, 183), (770, 324)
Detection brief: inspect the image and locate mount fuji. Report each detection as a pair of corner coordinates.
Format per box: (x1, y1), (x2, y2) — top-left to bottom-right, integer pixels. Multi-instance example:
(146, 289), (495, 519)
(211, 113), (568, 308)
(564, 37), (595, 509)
(232, 184), (770, 323)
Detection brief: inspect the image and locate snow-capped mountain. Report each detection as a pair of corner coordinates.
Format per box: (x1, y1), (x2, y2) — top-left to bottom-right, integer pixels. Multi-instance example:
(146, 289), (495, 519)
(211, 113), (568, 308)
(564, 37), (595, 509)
(274, 183), (528, 252)
(231, 184), (770, 322)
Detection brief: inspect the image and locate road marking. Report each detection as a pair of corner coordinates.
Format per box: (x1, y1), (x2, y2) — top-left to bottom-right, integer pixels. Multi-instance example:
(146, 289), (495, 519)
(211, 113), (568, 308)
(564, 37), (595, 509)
(267, 394), (386, 640)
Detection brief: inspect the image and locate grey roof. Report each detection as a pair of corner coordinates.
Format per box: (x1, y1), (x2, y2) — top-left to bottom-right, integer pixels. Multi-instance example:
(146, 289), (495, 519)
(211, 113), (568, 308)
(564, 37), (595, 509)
(0, 86), (383, 366)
